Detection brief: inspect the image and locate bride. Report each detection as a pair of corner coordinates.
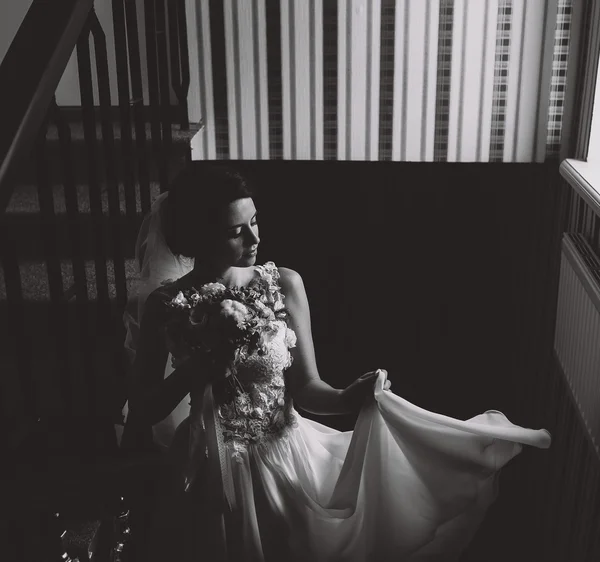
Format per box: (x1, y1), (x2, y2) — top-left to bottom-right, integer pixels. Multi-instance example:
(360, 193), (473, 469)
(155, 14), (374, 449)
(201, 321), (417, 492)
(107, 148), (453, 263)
(120, 163), (550, 562)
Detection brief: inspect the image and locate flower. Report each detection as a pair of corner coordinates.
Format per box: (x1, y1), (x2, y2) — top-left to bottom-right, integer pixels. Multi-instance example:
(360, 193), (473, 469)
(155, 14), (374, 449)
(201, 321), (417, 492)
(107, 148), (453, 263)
(171, 291), (191, 309)
(164, 268), (297, 458)
(273, 294), (285, 311)
(261, 271), (274, 287)
(200, 282), (226, 298)
(237, 392), (251, 408)
(284, 327), (297, 349)
(248, 418), (264, 435)
(254, 300), (276, 321)
(220, 299), (250, 327)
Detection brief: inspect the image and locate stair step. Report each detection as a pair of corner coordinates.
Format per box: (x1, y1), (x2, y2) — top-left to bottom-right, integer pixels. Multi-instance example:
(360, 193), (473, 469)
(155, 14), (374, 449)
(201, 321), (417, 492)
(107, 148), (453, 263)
(44, 117), (199, 144)
(6, 180), (162, 215)
(10, 123), (197, 187)
(0, 257), (140, 302)
(3, 181), (165, 261)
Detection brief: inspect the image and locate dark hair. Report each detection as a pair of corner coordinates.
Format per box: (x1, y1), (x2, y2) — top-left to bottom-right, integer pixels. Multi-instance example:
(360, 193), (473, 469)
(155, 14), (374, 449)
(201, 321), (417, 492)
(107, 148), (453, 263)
(162, 163), (255, 258)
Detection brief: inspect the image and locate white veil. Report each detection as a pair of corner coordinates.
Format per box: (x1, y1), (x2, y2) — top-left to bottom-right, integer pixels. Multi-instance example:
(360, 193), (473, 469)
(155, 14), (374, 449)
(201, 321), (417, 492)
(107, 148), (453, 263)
(118, 191), (194, 448)
(119, 191), (234, 507)
(123, 191), (194, 364)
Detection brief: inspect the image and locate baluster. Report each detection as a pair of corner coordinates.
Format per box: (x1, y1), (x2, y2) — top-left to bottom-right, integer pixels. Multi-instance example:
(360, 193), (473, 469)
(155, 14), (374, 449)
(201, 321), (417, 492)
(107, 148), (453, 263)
(592, 212), (600, 250)
(155, 0), (173, 189)
(168, 0), (190, 131)
(144, 0), (166, 193)
(567, 188), (576, 230)
(89, 12), (128, 311)
(111, 0), (138, 225)
(124, 0), (152, 216)
(577, 196), (587, 232)
(0, 221), (34, 417)
(51, 95), (94, 421)
(51, 100), (88, 305)
(34, 107), (73, 417)
(76, 14), (108, 414)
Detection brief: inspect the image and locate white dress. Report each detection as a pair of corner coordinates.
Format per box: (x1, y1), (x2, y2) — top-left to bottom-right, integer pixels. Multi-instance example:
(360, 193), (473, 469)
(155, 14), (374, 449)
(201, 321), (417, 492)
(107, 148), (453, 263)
(130, 262), (550, 562)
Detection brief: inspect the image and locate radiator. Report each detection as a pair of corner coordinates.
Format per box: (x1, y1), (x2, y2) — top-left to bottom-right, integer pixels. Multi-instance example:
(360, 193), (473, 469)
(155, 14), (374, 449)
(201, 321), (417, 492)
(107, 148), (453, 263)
(554, 232), (600, 455)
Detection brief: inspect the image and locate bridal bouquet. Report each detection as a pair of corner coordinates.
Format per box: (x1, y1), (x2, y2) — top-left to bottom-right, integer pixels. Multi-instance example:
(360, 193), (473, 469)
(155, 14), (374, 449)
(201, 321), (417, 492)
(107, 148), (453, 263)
(163, 281), (288, 378)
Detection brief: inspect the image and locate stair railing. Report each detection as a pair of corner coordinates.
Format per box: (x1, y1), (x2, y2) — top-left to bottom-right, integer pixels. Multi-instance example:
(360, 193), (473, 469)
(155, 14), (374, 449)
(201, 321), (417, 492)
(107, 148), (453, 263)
(0, 0), (192, 436)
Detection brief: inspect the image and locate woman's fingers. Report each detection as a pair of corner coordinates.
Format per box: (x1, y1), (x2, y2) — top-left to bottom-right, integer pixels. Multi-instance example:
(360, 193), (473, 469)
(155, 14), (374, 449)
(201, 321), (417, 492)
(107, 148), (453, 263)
(361, 369), (387, 380)
(366, 370), (391, 391)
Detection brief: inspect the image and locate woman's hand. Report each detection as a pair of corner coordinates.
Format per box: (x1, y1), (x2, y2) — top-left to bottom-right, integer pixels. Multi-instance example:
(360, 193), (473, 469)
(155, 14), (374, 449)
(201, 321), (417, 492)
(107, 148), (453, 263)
(339, 369), (391, 413)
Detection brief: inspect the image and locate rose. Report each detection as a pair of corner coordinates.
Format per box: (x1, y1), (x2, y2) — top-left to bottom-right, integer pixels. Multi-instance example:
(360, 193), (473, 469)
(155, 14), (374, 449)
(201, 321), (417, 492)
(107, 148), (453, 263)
(273, 293), (285, 311)
(199, 282), (226, 299)
(284, 327), (297, 349)
(171, 291), (191, 309)
(254, 300), (275, 321)
(263, 271), (273, 285)
(220, 299), (250, 328)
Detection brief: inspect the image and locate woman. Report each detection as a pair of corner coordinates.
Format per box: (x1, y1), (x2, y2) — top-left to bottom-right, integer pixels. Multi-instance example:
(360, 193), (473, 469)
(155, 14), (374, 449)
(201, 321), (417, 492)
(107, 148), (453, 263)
(122, 163), (550, 562)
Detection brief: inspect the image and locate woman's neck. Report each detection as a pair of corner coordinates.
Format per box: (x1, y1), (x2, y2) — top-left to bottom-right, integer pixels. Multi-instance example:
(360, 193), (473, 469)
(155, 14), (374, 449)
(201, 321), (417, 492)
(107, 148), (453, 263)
(187, 262), (255, 288)
(189, 262), (232, 284)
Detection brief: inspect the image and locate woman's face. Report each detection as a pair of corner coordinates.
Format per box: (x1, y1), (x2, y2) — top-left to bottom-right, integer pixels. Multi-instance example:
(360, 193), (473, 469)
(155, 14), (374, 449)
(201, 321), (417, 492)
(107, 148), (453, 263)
(208, 197), (260, 268)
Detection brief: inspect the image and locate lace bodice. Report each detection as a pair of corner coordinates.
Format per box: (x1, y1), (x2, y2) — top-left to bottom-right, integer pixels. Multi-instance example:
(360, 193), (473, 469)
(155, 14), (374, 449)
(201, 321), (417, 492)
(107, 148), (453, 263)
(165, 262), (297, 461)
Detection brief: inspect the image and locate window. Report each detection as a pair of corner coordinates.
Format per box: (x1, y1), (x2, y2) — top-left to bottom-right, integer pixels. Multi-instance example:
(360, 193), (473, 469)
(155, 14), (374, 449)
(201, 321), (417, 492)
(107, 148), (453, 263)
(586, 66), (600, 164)
(560, 35), (600, 213)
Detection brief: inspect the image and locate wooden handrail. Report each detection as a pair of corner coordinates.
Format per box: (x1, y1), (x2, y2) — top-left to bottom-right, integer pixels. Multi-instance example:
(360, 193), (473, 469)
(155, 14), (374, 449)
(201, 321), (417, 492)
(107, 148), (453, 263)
(0, 0), (94, 214)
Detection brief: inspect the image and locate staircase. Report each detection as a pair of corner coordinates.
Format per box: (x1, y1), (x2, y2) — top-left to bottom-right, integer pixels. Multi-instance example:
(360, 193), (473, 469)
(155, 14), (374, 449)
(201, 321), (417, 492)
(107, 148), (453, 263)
(1, 109), (198, 561)
(2, 111), (198, 407)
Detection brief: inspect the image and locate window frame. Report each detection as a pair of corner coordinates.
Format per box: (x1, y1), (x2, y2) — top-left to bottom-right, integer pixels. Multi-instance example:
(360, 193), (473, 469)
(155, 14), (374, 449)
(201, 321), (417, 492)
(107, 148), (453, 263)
(560, 0), (600, 215)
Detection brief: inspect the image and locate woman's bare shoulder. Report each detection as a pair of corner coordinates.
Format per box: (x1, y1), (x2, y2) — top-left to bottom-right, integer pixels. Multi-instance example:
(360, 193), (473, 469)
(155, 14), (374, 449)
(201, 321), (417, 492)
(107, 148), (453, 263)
(277, 267), (307, 304)
(277, 266), (303, 289)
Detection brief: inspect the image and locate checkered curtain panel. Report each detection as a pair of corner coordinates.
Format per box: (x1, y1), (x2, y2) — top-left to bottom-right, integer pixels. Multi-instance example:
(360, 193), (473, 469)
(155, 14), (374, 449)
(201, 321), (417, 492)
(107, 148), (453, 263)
(191, 0), (574, 162)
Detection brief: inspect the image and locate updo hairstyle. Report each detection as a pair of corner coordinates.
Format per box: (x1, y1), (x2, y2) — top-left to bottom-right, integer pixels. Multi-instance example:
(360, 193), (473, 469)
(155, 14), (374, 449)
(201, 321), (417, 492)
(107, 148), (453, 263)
(162, 163), (255, 258)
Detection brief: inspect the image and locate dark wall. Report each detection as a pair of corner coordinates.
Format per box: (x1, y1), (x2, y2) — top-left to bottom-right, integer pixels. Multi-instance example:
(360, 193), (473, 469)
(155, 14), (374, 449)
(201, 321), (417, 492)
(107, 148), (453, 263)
(215, 161), (564, 429)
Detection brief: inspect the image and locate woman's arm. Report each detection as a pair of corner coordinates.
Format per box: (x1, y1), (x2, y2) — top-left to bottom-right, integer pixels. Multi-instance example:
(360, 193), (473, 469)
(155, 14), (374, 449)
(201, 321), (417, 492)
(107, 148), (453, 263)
(127, 290), (210, 426)
(279, 267), (382, 415)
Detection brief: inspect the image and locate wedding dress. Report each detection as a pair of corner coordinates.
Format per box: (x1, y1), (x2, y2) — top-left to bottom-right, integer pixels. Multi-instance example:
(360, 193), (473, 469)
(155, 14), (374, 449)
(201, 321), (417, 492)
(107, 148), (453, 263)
(125, 261), (550, 562)
(120, 194), (550, 561)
